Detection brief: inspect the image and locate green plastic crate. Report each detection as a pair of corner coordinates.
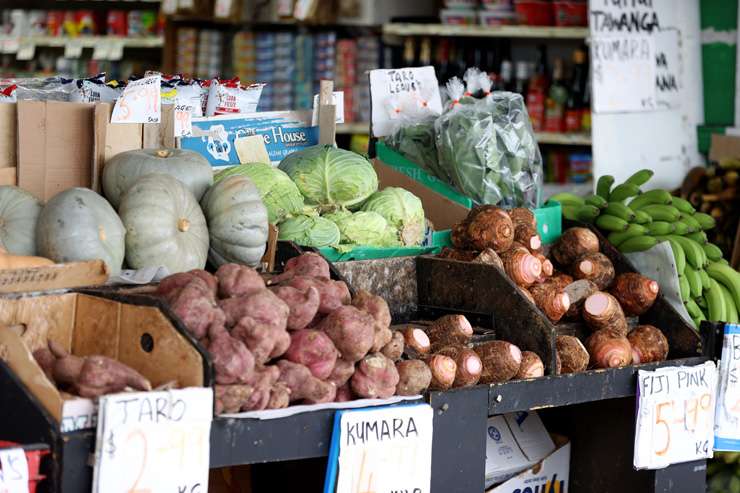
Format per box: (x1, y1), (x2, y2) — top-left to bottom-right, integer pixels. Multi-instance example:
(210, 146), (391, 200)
(318, 230), (452, 262)
(377, 142), (561, 244)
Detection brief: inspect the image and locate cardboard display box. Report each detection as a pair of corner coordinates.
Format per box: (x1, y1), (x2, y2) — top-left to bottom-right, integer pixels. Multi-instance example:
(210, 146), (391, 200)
(0, 291), (206, 429)
(487, 437), (570, 493)
(0, 260), (109, 294)
(0, 103), (16, 186)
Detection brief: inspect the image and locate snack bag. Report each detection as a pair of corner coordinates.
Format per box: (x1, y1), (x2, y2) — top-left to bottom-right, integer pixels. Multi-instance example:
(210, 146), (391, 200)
(205, 78), (265, 116)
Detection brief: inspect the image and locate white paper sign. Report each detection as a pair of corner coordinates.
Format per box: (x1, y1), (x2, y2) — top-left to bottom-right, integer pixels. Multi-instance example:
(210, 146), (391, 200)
(0, 448), (29, 493)
(634, 361), (718, 469)
(329, 404), (433, 493)
(591, 34), (657, 113)
(369, 66), (443, 137)
(311, 91), (344, 125)
(92, 388), (213, 493)
(174, 103), (194, 137)
(714, 324), (740, 451)
(111, 75), (161, 124)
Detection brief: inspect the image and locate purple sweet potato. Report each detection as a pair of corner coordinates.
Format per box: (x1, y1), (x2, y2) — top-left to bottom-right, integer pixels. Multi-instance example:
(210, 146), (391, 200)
(350, 353), (399, 399)
(335, 383), (353, 402)
(380, 331), (405, 361)
(269, 285), (321, 331)
(242, 365), (280, 411)
(208, 331), (255, 385)
(327, 358), (355, 387)
(276, 360), (337, 403)
(267, 383), (291, 409)
(161, 277), (225, 339)
(73, 356), (152, 398)
(288, 276), (350, 314)
(215, 263), (266, 299)
(284, 329), (339, 380)
(215, 384), (254, 414)
(271, 252), (331, 283)
(219, 289), (289, 330)
(352, 290), (393, 352)
(395, 360), (432, 396)
(316, 305), (375, 362)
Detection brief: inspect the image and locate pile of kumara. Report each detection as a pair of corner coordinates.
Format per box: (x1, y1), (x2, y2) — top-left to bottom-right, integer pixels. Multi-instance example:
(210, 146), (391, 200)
(156, 252), (513, 414)
(443, 206), (669, 373)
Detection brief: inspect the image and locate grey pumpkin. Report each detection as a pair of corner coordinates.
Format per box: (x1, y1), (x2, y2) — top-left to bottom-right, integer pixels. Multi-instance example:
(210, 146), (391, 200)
(36, 188), (125, 275)
(119, 173), (209, 274)
(0, 185), (42, 255)
(201, 174), (269, 268)
(102, 148), (213, 209)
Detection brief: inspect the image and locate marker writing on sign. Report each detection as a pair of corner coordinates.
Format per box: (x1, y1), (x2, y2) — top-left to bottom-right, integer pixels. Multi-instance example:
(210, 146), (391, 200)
(590, 0), (660, 35)
(641, 367), (710, 397)
(345, 417), (419, 446)
(0, 453), (24, 482)
(114, 395), (187, 425)
(386, 70), (423, 95)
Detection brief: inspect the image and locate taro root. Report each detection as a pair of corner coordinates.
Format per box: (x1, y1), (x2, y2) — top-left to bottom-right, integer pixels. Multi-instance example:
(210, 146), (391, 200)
(627, 325), (669, 364)
(424, 354), (457, 390)
(551, 227), (600, 267)
(571, 252), (615, 290)
(474, 341), (522, 384)
(402, 327), (431, 356)
(555, 335), (588, 374)
(586, 329), (632, 369)
(501, 248), (542, 287)
(583, 292), (629, 336)
(435, 345), (483, 387)
(563, 279), (600, 319)
(425, 314), (474, 351)
(610, 273), (660, 316)
(529, 282), (571, 323)
(515, 351), (545, 379)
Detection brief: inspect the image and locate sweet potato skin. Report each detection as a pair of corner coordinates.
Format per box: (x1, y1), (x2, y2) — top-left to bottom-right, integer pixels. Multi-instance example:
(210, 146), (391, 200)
(269, 285), (321, 331)
(395, 360), (432, 396)
(380, 331), (405, 361)
(327, 358), (355, 387)
(215, 384), (254, 414)
(352, 290), (393, 352)
(287, 276), (351, 315)
(351, 353), (400, 399)
(317, 306), (375, 363)
(276, 360), (337, 403)
(271, 252), (330, 283)
(284, 329), (338, 380)
(208, 331), (255, 384)
(215, 263), (266, 299)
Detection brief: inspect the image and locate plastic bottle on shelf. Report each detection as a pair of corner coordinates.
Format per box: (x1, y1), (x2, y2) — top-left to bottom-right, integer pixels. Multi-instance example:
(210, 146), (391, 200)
(544, 57), (567, 133)
(526, 45), (548, 132)
(565, 47), (587, 133)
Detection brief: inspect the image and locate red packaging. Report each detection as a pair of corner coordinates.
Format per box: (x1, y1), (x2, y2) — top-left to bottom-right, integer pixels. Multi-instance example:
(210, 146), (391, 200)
(107, 10), (127, 36)
(75, 10), (97, 35)
(514, 1), (554, 26)
(47, 11), (64, 36)
(564, 108), (581, 132)
(553, 1), (587, 27)
(527, 90), (546, 131)
(0, 441), (50, 493)
(544, 99), (565, 133)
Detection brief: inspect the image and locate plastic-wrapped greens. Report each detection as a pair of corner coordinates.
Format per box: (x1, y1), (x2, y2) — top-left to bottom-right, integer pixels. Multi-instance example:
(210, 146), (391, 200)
(435, 76), (543, 208)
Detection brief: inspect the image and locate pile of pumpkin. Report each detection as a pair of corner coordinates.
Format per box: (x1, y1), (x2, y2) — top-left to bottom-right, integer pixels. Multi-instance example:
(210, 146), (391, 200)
(0, 148), (268, 274)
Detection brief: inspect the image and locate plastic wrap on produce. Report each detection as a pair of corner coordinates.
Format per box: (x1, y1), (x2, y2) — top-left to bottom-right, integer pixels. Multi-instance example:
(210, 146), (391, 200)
(435, 78), (543, 209)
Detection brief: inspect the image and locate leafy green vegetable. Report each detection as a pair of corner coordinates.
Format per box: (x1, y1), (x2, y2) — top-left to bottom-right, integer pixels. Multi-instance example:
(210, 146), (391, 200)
(214, 163), (305, 224)
(385, 119), (447, 180)
(277, 215), (340, 247)
(278, 145), (378, 211)
(328, 211), (399, 247)
(361, 187), (425, 246)
(434, 91), (543, 208)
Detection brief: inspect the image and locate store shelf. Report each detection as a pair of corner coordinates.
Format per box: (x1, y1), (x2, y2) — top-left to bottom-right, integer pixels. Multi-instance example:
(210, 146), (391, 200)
(536, 131), (591, 145)
(0, 35), (164, 50)
(336, 122), (370, 134)
(383, 23), (589, 39)
(2, 0), (160, 8)
(542, 181), (593, 198)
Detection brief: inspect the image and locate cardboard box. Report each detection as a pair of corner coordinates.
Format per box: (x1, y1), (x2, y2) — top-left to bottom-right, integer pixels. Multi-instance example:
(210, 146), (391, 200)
(484, 412), (557, 487)
(0, 291), (205, 429)
(709, 134), (740, 162)
(487, 437), (570, 493)
(17, 101), (95, 201)
(0, 103), (17, 186)
(0, 260), (109, 294)
(374, 158), (469, 231)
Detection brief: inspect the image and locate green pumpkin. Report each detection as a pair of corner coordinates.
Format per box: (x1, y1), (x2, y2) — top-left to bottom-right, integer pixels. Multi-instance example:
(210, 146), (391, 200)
(103, 148), (214, 209)
(119, 174), (209, 274)
(201, 175), (269, 268)
(0, 186), (42, 255)
(36, 188), (125, 275)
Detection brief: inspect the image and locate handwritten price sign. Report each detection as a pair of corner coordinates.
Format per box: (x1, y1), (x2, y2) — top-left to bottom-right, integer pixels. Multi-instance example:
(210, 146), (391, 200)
(0, 448), (29, 493)
(714, 324), (740, 451)
(174, 104), (194, 138)
(92, 388), (213, 493)
(324, 404), (433, 493)
(111, 75), (161, 124)
(634, 361), (718, 469)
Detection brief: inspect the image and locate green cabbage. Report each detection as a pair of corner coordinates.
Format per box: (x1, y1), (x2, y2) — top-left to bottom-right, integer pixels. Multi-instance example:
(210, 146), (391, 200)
(277, 215), (340, 247)
(330, 211), (399, 247)
(278, 145), (378, 211)
(214, 163), (304, 224)
(361, 187), (425, 246)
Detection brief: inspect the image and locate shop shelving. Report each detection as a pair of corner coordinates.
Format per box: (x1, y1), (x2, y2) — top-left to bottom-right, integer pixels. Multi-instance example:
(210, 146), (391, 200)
(383, 23), (589, 40)
(0, 35), (164, 50)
